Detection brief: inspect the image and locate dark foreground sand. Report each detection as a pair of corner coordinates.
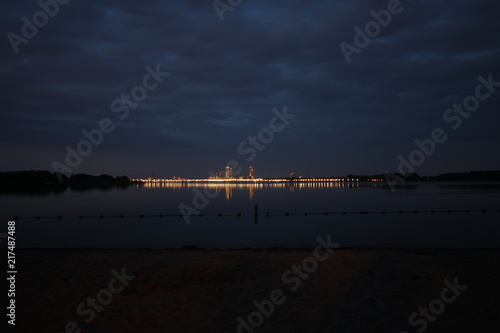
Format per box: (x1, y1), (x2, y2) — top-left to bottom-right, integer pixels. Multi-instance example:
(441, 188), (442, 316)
(9, 248), (500, 333)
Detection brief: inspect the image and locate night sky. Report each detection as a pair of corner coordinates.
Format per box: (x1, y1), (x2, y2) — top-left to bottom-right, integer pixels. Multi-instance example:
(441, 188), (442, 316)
(1, 0), (499, 179)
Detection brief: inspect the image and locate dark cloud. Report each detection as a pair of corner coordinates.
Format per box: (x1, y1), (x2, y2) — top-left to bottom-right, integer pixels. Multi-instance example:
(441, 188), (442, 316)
(1, 0), (499, 178)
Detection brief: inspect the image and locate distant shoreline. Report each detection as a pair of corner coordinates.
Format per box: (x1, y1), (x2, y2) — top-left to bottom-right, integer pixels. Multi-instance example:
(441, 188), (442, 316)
(2, 170), (500, 186)
(131, 179), (500, 184)
(132, 170), (500, 182)
(130, 177), (370, 183)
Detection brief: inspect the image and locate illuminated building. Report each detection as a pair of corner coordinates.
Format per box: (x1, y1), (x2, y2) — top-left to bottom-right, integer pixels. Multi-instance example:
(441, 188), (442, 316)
(225, 166), (233, 179)
(249, 166), (255, 179)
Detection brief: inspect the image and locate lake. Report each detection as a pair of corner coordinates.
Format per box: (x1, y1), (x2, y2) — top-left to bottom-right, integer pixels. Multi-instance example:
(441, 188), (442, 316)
(2, 182), (499, 249)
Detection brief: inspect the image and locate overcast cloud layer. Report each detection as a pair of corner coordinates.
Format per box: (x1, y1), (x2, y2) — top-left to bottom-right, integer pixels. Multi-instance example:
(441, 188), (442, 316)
(1, 0), (499, 178)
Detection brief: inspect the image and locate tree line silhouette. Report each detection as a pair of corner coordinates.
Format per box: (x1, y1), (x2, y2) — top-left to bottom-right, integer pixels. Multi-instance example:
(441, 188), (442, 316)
(347, 171), (500, 182)
(0, 170), (130, 196)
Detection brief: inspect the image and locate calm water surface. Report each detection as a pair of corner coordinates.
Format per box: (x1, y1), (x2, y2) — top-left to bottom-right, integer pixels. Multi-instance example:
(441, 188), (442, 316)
(2, 182), (499, 248)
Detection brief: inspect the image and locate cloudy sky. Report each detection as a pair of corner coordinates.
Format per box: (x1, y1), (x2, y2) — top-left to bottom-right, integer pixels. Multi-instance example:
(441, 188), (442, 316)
(1, 0), (499, 178)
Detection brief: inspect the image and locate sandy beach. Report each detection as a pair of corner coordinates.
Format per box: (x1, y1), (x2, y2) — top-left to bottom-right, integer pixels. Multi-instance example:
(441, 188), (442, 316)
(10, 248), (500, 333)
